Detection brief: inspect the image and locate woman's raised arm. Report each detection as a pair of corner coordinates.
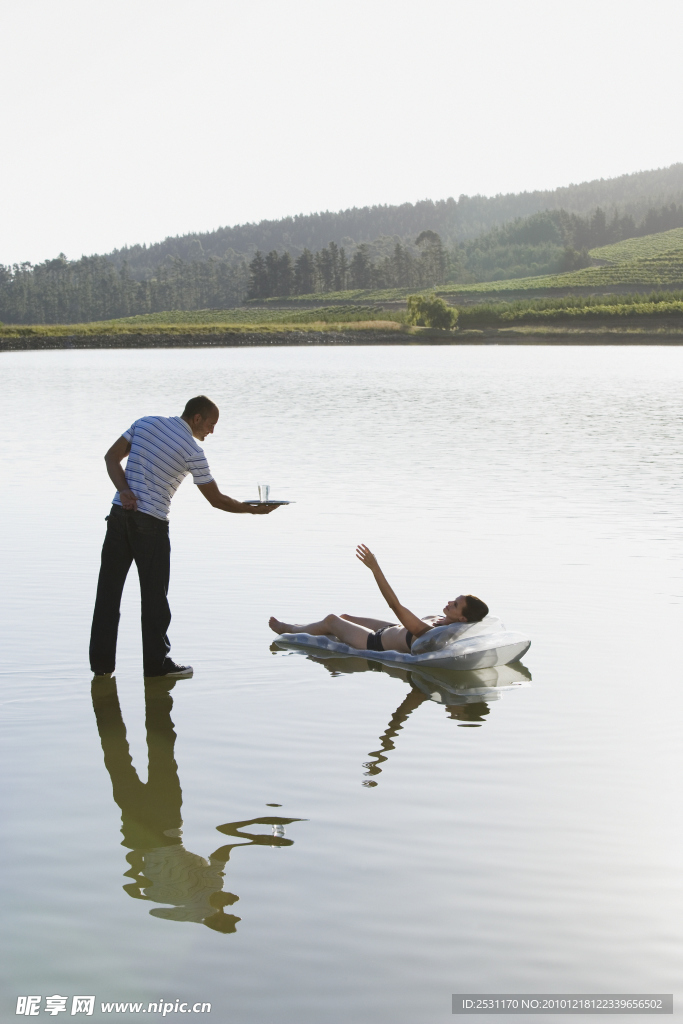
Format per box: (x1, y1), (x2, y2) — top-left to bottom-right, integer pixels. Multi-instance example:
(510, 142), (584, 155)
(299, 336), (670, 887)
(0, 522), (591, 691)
(356, 544), (430, 637)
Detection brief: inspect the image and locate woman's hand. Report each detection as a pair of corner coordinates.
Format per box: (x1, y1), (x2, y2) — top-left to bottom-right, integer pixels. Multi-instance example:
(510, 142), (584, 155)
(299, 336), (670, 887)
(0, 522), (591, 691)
(356, 543), (379, 571)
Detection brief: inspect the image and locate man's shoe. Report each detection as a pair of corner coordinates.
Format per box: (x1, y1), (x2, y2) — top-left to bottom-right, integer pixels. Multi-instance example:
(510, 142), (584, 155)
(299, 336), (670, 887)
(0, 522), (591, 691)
(146, 661), (194, 679)
(92, 670), (113, 678)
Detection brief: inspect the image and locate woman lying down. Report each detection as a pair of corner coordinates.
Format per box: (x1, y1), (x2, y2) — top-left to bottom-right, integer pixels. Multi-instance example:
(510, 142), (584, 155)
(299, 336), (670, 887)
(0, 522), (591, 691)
(269, 544), (489, 655)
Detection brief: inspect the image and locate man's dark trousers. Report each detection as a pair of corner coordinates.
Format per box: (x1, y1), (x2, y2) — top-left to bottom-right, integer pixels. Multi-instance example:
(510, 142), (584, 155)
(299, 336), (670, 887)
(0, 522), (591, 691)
(90, 506), (172, 676)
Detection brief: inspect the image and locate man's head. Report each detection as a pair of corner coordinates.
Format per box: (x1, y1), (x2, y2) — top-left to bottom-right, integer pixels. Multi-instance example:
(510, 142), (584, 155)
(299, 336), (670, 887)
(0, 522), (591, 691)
(443, 594), (489, 623)
(182, 396), (219, 441)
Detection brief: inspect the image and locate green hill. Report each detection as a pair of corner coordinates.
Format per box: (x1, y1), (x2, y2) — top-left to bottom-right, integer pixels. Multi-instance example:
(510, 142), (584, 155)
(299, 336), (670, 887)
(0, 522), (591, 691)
(589, 227), (683, 264)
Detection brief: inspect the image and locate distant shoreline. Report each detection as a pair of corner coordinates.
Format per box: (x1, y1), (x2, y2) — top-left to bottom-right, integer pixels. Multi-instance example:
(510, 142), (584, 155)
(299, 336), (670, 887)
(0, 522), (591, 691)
(3, 328), (683, 351)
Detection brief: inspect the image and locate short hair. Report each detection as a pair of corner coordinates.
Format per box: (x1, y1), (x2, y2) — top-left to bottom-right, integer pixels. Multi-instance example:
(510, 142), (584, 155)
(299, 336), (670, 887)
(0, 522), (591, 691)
(182, 395), (218, 420)
(463, 595), (488, 622)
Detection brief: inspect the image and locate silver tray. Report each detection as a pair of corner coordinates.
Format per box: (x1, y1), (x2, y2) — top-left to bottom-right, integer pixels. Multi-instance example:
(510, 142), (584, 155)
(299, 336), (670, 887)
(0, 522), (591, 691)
(244, 499), (293, 505)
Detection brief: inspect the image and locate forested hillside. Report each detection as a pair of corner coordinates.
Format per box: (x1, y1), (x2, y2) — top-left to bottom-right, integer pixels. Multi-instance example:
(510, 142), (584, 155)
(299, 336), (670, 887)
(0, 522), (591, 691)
(3, 164), (683, 323)
(245, 203), (683, 298)
(458, 202), (683, 282)
(103, 163), (683, 277)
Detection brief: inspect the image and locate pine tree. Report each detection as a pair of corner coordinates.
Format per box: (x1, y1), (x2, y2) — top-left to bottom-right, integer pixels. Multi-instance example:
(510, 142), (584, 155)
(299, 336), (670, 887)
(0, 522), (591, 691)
(349, 245), (373, 289)
(294, 249), (316, 294)
(265, 251), (280, 297)
(338, 248), (349, 291)
(590, 209), (608, 247)
(416, 231), (447, 286)
(318, 246), (334, 292)
(328, 242), (342, 290)
(247, 251), (268, 299)
(277, 252), (294, 296)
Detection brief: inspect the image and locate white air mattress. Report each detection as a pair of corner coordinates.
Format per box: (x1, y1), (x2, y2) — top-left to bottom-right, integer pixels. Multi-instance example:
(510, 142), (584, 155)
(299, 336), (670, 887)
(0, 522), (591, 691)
(274, 615), (530, 671)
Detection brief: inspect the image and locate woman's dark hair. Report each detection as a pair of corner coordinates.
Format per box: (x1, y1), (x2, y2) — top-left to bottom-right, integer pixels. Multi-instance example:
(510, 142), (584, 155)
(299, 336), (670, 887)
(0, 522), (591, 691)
(182, 395), (219, 419)
(463, 595), (489, 622)
(445, 701), (490, 722)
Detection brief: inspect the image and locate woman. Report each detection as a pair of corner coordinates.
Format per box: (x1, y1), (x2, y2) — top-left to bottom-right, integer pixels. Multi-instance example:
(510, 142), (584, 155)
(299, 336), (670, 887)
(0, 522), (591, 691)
(269, 544), (488, 654)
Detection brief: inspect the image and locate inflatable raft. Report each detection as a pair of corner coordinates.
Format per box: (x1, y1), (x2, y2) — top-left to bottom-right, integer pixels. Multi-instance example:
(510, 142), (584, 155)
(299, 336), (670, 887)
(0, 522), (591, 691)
(274, 615), (530, 671)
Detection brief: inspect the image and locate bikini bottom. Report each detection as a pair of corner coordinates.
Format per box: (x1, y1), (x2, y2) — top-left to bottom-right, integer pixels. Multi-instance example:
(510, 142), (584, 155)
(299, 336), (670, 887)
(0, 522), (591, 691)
(366, 627), (388, 652)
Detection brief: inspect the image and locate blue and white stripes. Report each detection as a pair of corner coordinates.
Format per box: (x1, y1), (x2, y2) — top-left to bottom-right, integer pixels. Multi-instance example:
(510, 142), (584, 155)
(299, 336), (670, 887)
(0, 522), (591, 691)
(113, 416), (214, 520)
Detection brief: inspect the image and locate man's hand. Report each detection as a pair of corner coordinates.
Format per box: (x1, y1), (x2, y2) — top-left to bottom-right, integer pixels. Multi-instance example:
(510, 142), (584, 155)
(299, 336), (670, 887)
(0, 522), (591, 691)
(197, 481), (281, 514)
(356, 543), (379, 571)
(119, 488), (138, 511)
(249, 503), (279, 515)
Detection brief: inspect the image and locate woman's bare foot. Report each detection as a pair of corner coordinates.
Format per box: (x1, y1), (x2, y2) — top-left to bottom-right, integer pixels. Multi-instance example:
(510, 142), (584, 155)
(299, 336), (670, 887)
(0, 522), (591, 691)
(269, 616), (298, 634)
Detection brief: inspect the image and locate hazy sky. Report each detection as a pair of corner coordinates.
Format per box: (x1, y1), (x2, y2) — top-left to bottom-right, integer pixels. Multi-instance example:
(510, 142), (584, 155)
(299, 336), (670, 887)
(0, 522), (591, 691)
(2, 0), (682, 265)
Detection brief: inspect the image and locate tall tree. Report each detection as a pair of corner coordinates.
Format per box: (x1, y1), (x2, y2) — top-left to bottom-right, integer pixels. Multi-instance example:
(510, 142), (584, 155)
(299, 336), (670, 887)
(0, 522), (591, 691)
(349, 244), (373, 289)
(265, 251), (281, 297)
(294, 249), (316, 294)
(338, 247), (349, 291)
(416, 230), (447, 285)
(327, 242), (342, 291)
(277, 252), (294, 296)
(317, 246), (334, 292)
(247, 251), (268, 299)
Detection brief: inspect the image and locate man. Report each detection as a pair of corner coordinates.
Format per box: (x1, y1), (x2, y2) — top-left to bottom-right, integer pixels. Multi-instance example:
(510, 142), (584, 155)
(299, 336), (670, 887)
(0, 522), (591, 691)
(90, 395), (277, 679)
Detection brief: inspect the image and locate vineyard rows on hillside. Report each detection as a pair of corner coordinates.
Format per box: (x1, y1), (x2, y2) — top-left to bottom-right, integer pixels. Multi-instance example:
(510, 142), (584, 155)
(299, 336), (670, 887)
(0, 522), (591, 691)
(88, 305), (393, 327)
(589, 227), (683, 263)
(458, 298), (683, 327)
(439, 252), (683, 295)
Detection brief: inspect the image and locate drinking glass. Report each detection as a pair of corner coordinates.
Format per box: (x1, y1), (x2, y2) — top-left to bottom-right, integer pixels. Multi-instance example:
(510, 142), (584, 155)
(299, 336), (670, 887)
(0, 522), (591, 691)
(258, 484), (270, 503)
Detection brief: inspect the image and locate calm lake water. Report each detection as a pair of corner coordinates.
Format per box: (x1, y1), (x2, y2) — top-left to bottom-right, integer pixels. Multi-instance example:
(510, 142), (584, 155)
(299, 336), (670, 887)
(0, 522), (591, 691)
(1, 345), (682, 1023)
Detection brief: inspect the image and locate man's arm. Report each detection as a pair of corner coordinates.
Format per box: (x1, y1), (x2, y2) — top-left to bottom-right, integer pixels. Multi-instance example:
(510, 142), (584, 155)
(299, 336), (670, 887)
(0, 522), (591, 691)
(356, 544), (430, 636)
(105, 437), (137, 510)
(197, 480), (279, 515)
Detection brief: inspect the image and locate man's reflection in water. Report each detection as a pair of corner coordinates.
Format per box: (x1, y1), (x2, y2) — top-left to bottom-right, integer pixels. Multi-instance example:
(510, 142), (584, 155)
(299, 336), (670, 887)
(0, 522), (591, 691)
(303, 654), (530, 786)
(91, 678), (302, 933)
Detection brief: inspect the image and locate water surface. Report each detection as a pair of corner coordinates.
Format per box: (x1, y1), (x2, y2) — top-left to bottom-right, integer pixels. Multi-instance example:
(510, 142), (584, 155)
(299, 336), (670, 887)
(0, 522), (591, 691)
(1, 346), (681, 1022)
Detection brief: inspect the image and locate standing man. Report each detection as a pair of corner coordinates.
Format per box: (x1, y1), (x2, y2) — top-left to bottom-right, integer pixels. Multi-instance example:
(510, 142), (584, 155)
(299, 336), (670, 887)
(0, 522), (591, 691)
(90, 395), (277, 679)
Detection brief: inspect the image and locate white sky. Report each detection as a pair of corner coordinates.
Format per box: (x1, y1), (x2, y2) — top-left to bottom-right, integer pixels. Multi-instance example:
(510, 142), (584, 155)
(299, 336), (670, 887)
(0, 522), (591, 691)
(1, 0), (682, 265)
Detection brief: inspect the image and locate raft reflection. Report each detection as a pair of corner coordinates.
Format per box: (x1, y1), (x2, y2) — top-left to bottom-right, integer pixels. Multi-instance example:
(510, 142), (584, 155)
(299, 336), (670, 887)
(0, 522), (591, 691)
(91, 678), (303, 933)
(301, 654), (531, 786)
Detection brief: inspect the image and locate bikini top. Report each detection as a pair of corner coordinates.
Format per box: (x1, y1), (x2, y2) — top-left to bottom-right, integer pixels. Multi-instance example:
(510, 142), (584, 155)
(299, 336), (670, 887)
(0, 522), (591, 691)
(405, 617), (442, 650)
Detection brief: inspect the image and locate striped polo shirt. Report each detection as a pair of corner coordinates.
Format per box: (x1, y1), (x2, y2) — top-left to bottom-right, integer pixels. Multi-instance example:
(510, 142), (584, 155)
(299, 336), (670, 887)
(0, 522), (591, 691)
(112, 416), (214, 521)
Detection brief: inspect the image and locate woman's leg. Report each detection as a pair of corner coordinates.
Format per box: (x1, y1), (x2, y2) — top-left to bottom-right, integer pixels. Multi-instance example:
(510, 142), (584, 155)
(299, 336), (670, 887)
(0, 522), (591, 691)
(269, 614), (374, 649)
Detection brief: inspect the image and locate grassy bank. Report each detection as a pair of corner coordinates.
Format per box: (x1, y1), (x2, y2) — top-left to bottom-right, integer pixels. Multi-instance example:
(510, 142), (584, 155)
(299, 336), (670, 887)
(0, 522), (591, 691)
(0, 309), (403, 338)
(0, 329), (418, 352)
(3, 327), (683, 354)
